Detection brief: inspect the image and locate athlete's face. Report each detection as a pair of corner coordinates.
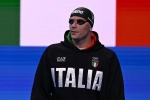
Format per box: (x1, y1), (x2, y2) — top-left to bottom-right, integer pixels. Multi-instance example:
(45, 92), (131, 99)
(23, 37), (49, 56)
(69, 16), (92, 41)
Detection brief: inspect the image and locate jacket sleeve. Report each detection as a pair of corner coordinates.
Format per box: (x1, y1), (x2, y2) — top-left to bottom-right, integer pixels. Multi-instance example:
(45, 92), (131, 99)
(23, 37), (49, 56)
(107, 53), (125, 100)
(30, 48), (54, 100)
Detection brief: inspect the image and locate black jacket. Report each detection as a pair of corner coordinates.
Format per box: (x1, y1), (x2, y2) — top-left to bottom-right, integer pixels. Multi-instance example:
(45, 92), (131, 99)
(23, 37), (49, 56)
(31, 30), (125, 100)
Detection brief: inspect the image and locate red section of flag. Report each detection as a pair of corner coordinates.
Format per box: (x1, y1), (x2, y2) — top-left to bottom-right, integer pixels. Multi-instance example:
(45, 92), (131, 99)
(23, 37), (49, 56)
(116, 0), (150, 46)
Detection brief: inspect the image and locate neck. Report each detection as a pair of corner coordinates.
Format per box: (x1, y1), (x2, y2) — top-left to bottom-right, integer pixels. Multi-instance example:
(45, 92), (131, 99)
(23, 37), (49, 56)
(72, 34), (92, 49)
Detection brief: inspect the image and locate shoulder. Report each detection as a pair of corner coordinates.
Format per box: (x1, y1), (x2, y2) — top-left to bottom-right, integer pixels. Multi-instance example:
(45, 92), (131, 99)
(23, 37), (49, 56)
(44, 42), (69, 53)
(100, 47), (118, 58)
(102, 47), (115, 54)
(48, 43), (62, 48)
(45, 43), (62, 51)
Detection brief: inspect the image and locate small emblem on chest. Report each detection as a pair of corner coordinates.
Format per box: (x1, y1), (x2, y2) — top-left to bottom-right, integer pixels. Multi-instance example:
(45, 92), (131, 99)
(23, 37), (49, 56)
(92, 57), (99, 68)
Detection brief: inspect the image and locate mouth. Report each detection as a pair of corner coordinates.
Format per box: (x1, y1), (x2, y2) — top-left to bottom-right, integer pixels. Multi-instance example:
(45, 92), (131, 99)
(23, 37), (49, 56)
(70, 30), (79, 34)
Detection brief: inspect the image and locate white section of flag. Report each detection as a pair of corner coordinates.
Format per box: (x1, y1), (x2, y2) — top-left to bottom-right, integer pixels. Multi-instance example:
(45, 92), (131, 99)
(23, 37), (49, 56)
(93, 62), (97, 68)
(20, 0), (116, 46)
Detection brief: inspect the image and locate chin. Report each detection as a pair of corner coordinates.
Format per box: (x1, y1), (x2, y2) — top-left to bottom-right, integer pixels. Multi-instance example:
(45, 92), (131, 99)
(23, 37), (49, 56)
(72, 37), (78, 40)
(71, 36), (78, 40)
(71, 35), (78, 39)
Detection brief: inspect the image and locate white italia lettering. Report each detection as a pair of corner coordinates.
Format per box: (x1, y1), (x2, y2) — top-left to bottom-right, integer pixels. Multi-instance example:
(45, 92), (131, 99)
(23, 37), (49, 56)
(86, 69), (93, 89)
(56, 68), (66, 87)
(51, 68), (56, 87)
(65, 68), (76, 87)
(92, 71), (103, 91)
(51, 68), (103, 91)
(78, 68), (85, 88)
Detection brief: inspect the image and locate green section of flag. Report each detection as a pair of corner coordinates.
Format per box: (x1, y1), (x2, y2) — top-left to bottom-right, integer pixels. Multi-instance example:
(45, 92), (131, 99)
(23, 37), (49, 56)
(0, 0), (20, 45)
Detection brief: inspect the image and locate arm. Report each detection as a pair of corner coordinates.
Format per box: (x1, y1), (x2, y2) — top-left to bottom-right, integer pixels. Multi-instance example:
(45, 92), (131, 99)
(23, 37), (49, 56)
(30, 48), (54, 100)
(107, 53), (125, 100)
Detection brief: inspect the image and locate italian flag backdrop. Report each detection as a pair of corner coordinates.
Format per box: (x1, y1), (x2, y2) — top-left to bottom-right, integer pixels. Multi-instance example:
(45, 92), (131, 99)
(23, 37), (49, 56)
(0, 0), (150, 46)
(0, 1), (150, 100)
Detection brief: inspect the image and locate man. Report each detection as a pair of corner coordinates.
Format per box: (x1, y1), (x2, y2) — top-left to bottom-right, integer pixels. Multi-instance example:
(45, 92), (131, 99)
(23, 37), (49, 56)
(31, 7), (125, 100)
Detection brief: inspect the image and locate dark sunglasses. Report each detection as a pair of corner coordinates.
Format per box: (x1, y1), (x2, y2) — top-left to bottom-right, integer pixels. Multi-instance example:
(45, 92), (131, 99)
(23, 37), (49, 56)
(69, 19), (88, 25)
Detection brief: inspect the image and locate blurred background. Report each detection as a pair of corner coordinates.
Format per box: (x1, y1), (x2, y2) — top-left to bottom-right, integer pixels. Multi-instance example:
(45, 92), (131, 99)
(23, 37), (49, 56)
(0, 0), (150, 100)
